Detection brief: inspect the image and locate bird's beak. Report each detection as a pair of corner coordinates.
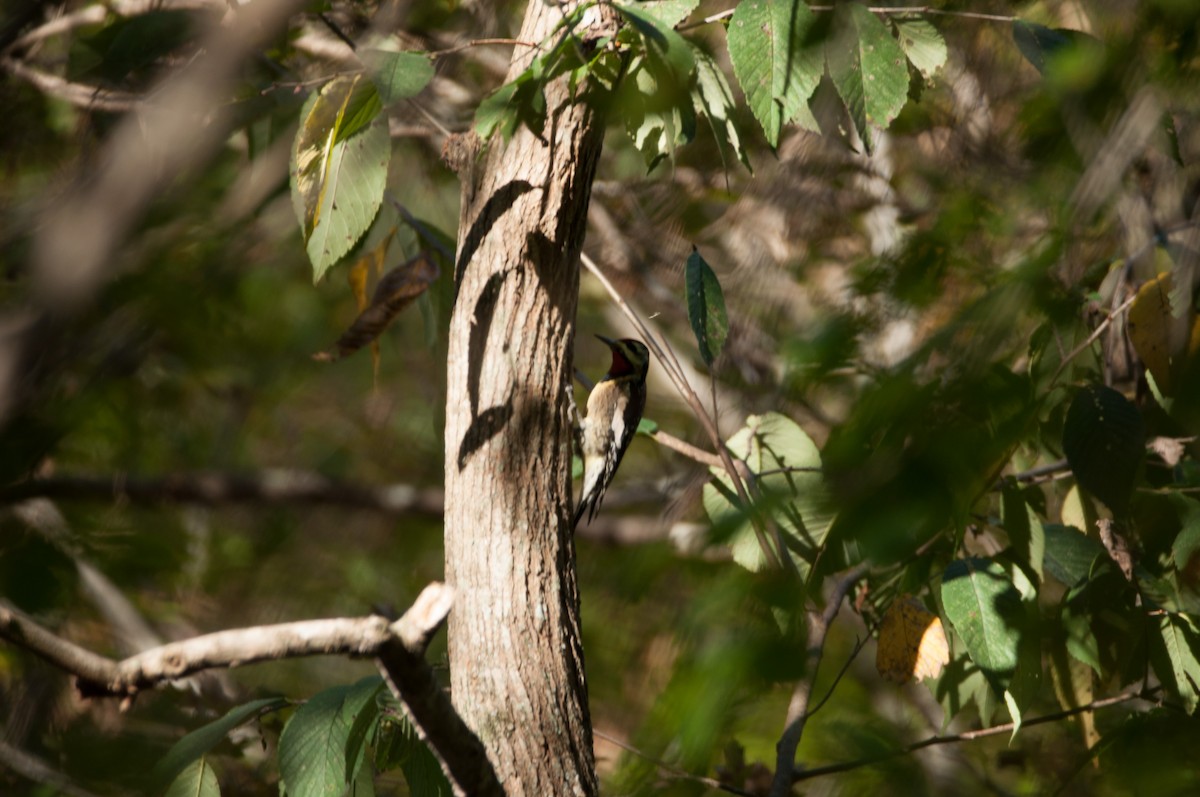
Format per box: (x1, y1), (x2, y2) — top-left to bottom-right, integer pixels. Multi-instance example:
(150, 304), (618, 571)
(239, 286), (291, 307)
(595, 334), (617, 348)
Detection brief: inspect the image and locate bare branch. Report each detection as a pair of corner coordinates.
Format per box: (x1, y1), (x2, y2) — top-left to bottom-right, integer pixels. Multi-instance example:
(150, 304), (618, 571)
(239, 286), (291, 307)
(0, 583), (449, 698)
(1, 582), (503, 797)
(769, 563), (868, 797)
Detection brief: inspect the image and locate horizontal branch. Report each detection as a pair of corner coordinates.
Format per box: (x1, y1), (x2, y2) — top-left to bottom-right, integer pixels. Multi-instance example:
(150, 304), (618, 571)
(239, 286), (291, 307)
(0, 471), (445, 516)
(0, 598), (396, 698)
(793, 687), (1157, 783)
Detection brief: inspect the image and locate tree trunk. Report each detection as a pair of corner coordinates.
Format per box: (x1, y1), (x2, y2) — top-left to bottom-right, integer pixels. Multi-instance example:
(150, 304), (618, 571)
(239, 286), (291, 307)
(443, 2), (613, 794)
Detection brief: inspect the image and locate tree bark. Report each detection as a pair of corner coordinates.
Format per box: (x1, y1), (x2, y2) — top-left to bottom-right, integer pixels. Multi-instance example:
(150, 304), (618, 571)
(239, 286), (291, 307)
(443, 2), (614, 795)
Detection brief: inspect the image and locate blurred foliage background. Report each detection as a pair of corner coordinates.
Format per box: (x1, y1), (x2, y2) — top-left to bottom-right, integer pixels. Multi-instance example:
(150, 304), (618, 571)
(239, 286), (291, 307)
(3, 0), (1200, 795)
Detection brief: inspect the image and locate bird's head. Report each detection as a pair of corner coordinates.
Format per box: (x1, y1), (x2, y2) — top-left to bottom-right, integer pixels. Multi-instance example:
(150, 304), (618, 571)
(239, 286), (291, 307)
(596, 335), (650, 380)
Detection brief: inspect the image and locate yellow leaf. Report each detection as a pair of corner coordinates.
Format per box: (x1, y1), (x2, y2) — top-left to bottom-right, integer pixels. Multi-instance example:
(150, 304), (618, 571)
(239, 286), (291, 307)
(876, 595), (949, 684)
(1127, 271), (1200, 397)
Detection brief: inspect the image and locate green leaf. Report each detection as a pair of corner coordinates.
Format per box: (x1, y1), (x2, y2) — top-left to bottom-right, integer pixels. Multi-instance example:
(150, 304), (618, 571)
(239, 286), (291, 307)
(726, 0), (823, 147)
(1043, 523), (1110, 587)
(164, 756), (221, 797)
(1062, 385), (1145, 514)
(826, 2), (911, 148)
(1001, 482), (1044, 582)
(1154, 614), (1200, 713)
(892, 16), (946, 80)
(636, 417), (659, 436)
(703, 412), (834, 575)
(342, 677), (386, 784)
(690, 45), (751, 175)
(621, 0), (700, 28)
(359, 50), (434, 106)
(1170, 494), (1200, 573)
(279, 677), (384, 797)
(941, 558), (1023, 692)
(616, 5), (697, 169)
(374, 715), (452, 796)
(154, 697), (289, 786)
(291, 75), (390, 282)
(1012, 20), (1092, 76)
(684, 249), (729, 366)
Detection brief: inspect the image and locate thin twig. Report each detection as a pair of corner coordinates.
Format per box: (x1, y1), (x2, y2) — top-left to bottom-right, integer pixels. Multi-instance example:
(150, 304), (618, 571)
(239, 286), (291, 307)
(593, 729), (755, 797)
(580, 252), (785, 570)
(1049, 292), (1138, 387)
(793, 688), (1159, 783)
(679, 5), (1017, 32)
(429, 37), (542, 57)
(804, 631), (873, 721)
(769, 563), (869, 797)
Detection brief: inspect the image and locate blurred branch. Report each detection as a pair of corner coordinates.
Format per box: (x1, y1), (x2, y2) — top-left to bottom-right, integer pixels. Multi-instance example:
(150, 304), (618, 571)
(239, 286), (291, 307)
(1049, 292), (1138, 387)
(769, 563), (869, 797)
(0, 0), (304, 425)
(793, 687), (1159, 783)
(0, 471), (444, 516)
(592, 729), (755, 797)
(0, 56), (141, 111)
(2, 0), (224, 55)
(0, 739), (102, 797)
(682, 5), (1017, 31)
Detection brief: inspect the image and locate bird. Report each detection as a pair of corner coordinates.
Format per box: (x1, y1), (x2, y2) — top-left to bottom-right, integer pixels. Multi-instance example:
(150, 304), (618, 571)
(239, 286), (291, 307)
(574, 335), (651, 528)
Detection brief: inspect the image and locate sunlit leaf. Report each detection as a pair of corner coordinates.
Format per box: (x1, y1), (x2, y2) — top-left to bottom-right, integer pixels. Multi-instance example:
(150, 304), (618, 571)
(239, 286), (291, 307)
(279, 677), (384, 797)
(164, 756), (221, 797)
(617, 5), (697, 168)
(620, 0), (700, 28)
(892, 15), (946, 80)
(876, 595), (949, 683)
(827, 2), (911, 148)
(726, 0), (823, 147)
(690, 44), (751, 174)
(1127, 270), (1200, 398)
(941, 558), (1022, 692)
(291, 75), (390, 282)
(1153, 614), (1200, 713)
(704, 412), (834, 574)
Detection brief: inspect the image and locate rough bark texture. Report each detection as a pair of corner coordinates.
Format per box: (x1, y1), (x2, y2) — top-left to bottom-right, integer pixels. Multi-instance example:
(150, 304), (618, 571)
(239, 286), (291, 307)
(443, 2), (614, 795)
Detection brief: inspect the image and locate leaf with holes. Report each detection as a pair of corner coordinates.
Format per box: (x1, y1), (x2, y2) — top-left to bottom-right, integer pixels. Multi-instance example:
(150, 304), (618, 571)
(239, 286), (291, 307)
(726, 0), (824, 147)
(291, 75), (390, 282)
(892, 15), (946, 80)
(827, 2), (910, 149)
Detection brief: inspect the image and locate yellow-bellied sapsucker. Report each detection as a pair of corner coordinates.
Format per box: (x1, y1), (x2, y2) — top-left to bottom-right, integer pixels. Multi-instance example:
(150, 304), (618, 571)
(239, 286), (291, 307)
(574, 335), (650, 528)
